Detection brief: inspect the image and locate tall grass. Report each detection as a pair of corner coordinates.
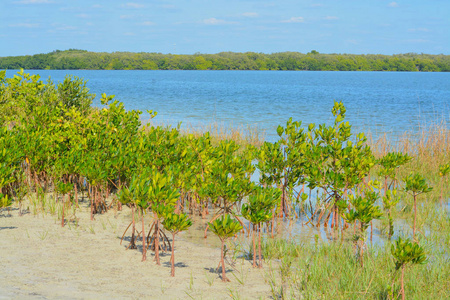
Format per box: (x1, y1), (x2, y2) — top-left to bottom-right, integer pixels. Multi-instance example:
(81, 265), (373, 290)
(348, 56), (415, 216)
(367, 120), (450, 201)
(261, 220), (450, 299)
(145, 119), (266, 148)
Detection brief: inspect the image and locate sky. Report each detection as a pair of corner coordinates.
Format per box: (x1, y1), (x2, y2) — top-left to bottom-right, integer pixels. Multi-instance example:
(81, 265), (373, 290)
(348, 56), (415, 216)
(0, 0), (449, 57)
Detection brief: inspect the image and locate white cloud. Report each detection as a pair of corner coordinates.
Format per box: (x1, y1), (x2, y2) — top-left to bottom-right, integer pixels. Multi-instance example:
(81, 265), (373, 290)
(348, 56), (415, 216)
(123, 3), (144, 9)
(120, 15), (133, 19)
(404, 39), (429, 43)
(324, 16), (338, 20)
(92, 4), (101, 8)
(141, 21), (155, 26)
(203, 18), (238, 25)
(388, 2), (399, 7)
(160, 4), (177, 9)
(124, 32), (136, 36)
(310, 3), (324, 7)
(408, 28), (430, 32)
(53, 23), (77, 30)
(14, 0), (51, 3)
(281, 17), (304, 23)
(9, 23), (40, 28)
(59, 26), (77, 31)
(242, 12), (259, 18)
(76, 14), (89, 19)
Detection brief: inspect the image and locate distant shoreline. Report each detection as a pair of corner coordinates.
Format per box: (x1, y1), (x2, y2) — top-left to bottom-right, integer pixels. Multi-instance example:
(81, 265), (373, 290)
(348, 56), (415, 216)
(1, 49), (449, 72)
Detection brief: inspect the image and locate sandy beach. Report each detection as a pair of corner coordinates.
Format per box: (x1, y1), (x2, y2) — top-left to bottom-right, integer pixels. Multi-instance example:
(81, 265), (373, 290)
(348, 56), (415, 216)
(0, 203), (274, 299)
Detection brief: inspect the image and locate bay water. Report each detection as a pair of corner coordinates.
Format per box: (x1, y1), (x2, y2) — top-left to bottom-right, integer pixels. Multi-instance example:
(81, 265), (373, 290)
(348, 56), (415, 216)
(6, 70), (450, 141)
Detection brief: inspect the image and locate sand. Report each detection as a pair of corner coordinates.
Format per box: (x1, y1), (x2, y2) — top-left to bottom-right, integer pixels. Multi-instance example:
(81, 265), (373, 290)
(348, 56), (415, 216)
(0, 203), (274, 299)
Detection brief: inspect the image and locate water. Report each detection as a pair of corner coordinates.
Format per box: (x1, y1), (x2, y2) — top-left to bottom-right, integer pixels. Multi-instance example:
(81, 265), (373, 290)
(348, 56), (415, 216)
(5, 70), (450, 141)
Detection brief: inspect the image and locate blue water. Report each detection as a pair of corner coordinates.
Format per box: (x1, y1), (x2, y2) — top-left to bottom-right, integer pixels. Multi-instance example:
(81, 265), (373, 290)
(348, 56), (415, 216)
(5, 70), (450, 141)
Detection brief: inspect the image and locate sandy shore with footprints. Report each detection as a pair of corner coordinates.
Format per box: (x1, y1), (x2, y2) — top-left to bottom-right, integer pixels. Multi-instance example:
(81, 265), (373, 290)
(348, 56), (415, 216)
(0, 202), (274, 299)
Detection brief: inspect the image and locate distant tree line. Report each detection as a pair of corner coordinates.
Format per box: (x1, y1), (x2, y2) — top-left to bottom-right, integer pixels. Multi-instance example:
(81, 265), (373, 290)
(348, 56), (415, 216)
(0, 49), (449, 71)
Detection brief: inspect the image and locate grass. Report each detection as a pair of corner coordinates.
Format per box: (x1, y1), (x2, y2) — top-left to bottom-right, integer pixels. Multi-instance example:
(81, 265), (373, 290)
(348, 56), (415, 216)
(259, 218), (450, 300)
(368, 121), (450, 199)
(147, 119), (266, 148)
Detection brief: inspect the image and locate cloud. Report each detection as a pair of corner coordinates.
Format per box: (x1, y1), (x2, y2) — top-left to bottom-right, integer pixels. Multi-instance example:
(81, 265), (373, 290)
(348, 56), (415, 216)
(388, 2), (399, 7)
(59, 26), (77, 31)
(50, 23), (77, 31)
(404, 39), (429, 43)
(408, 28), (430, 32)
(242, 12), (259, 18)
(281, 17), (304, 23)
(324, 16), (338, 20)
(9, 23), (40, 28)
(310, 3), (324, 7)
(14, 0), (51, 3)
(123, 3), (144, 9)
(92, 4), (101, 8)
(120, 15), (134, 19)
(76, 14), (89, 19)
(141, 21), (155, 26)
(124, 32), (136, 36)
(159, 4), (177, 9)
(203, 18), (238, 25)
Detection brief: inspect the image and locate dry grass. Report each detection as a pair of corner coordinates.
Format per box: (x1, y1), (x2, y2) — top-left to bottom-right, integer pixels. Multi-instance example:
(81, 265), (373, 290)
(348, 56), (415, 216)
(180, 121), (266, 148)
(143, 118), (266, 148)
(367, 120), (450, 200)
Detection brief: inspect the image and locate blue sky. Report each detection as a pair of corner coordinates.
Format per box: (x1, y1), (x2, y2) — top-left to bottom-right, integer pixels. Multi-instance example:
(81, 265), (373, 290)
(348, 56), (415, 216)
(0, 0), (448, 56)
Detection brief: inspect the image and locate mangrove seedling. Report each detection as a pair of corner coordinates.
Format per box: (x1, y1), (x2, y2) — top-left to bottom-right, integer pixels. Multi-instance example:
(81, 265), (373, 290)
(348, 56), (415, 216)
(438, 163), (450, 207)
(55, 181), (73, 227)
(242, 186), (281, 268)
(147, 170), (179, 265)
(344, 191), (383, 266)
(306, 101), (375, 230)
(382, 189), (400, 239)
(403, 173), (432, 239)
(118, 173), (150, 261)
(162, 212), (193, 276)
(256, 118), (307, 218)
(203, 140), (255, 238)
(391, 237), (427, 300)
(209, 214), (243, 282)
(378, 152), (411, 193)
(0, 193), (12, 215)
(118, 185), (138, 250)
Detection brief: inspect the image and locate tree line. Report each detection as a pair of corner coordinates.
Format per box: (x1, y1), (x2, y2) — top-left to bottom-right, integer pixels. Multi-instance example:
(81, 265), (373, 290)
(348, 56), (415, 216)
(0, 49), (449, 71)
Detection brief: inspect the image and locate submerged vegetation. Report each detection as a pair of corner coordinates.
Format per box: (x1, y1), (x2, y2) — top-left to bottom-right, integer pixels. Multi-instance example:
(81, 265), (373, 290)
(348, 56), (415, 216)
(1, 49), (450, 71)
(0, 70), (449, 298)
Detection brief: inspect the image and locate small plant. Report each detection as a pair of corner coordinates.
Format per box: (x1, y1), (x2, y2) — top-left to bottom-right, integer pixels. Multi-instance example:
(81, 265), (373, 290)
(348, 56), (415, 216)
(0, 193), (12, 215)
(242, 186), (281, 268)
(344, 191), (383, 266)
(391, 237), (427, 300)
(55, 181), (73, 227)
(209, 214), (243, 282)
(378, 152), (411, 192)
(438, 163), (450, 206)
(382, 189), (400, 239)
(162, 211), (193, 277)
(404, 173), (432, 239)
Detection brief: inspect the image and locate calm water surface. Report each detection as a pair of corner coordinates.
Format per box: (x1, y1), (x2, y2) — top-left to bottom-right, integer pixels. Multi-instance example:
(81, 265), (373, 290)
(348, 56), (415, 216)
(6, 70), (450, 141)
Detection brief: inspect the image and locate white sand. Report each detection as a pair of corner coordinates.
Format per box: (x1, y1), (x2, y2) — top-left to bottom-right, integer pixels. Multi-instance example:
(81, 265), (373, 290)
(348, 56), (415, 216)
(0, 204), (274, 299)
